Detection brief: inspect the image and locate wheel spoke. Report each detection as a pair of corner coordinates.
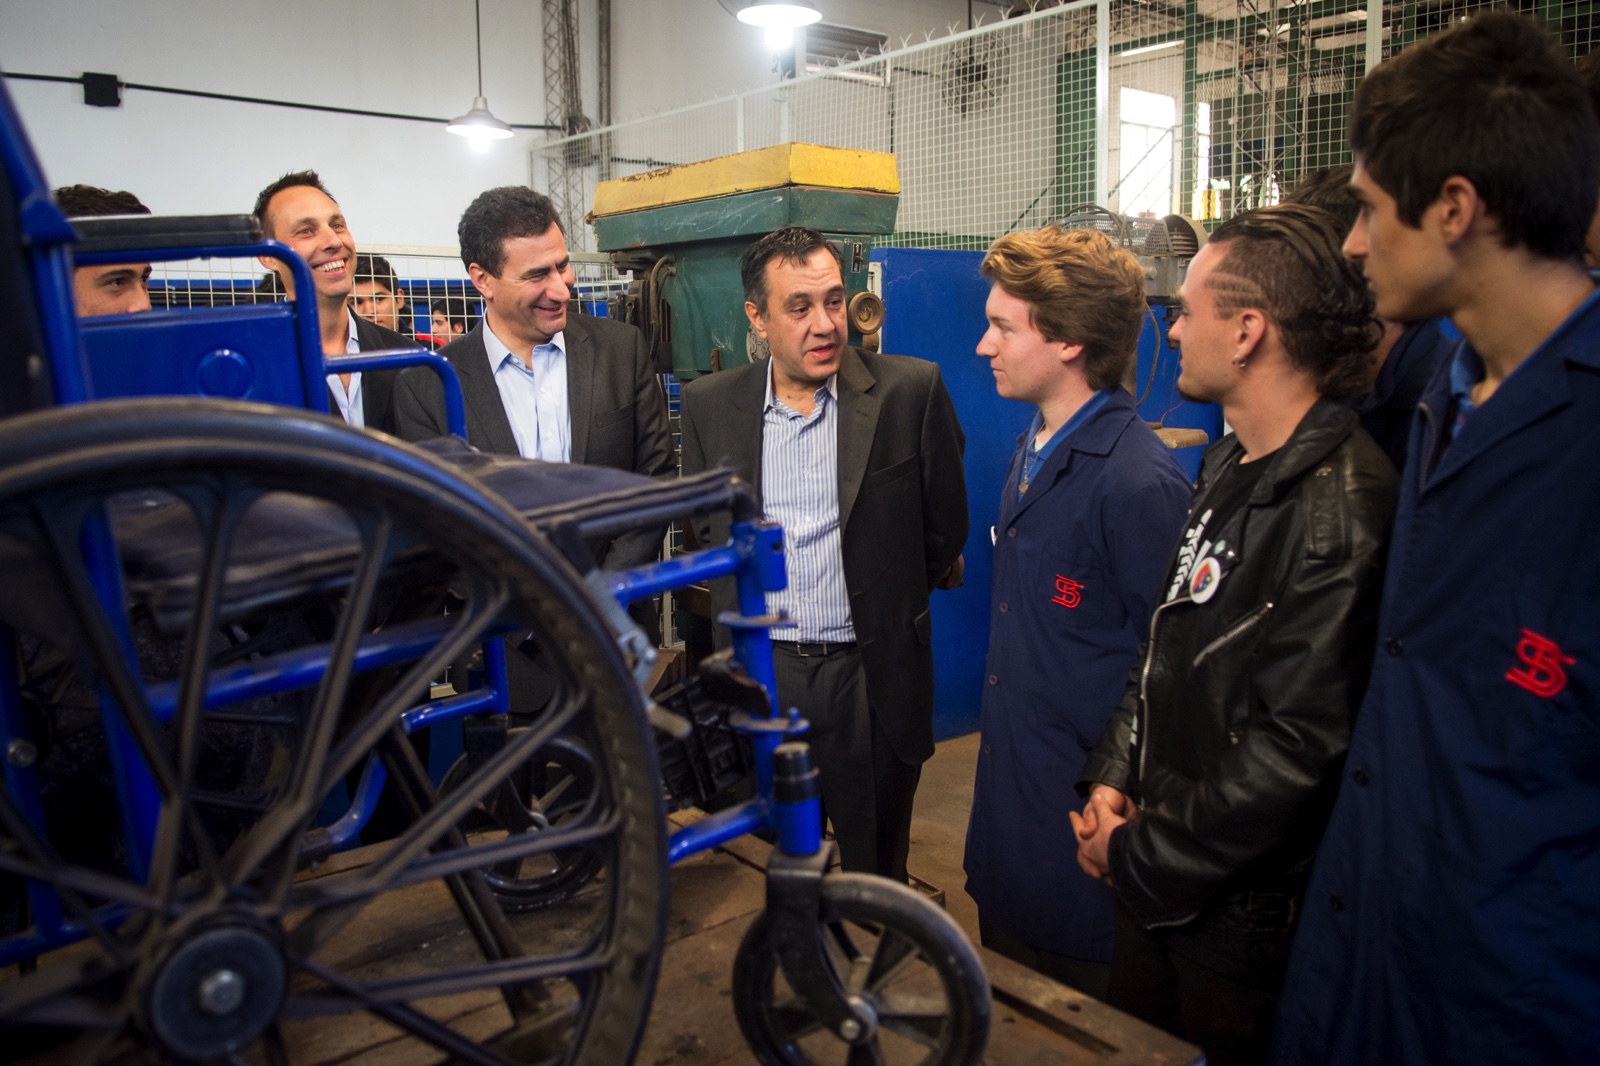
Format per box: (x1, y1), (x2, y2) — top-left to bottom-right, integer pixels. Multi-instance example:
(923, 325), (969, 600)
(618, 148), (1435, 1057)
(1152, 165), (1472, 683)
(294, 956), (529, 1066)
(846, 1038), (889, 1066)
(864, 926), (921, 994)
(874, 993), (948, 1048)
(769, 997), (826, 1041)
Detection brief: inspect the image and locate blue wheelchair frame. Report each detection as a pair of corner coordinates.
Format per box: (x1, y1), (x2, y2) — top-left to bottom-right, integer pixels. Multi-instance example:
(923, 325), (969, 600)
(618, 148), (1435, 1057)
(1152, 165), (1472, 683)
(0, 129), (814, 967)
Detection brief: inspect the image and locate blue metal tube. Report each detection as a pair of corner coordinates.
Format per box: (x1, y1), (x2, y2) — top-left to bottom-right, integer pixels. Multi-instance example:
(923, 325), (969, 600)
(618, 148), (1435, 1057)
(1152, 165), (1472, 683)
(400, 687), (500, 733)
(607, 545), (743, 605)
(322, 756), (388, 851)
(727, 521), (788, 801)
(667, 798), (771, 865)
(324, 349), (466, 439)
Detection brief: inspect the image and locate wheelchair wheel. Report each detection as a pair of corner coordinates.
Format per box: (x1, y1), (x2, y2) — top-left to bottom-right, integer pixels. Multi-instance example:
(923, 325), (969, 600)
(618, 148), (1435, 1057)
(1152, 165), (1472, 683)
(438, 732), (606, 912)
(0, 399), (668, 1065)
(732, 873), (991, 1066)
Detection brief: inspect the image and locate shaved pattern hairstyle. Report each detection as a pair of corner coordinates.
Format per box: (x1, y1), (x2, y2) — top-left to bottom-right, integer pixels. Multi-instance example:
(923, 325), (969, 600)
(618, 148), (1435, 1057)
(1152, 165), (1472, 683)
(981, 226), (1148, 391)
(1205, 203), (1381, 402)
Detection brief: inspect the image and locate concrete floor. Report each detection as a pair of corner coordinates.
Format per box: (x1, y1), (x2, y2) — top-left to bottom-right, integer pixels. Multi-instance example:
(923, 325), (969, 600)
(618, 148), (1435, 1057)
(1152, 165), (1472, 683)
(906, 731), (983, 942)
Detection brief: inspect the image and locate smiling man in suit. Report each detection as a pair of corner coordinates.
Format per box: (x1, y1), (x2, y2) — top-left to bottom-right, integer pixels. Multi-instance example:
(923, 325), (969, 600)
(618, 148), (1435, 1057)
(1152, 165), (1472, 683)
(392, 186), (673, 571)
(679, 226), (969, 883)
(254, 170), (410, 434)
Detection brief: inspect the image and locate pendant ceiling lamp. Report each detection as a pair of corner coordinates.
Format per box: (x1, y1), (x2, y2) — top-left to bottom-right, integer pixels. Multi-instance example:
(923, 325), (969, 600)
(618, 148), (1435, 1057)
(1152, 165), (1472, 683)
(446, 0), (514, 142)
(721, 0), (822, 49)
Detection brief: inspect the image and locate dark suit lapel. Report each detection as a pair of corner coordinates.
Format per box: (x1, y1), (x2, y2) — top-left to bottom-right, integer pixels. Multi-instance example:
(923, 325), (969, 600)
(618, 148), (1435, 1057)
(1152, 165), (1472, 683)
(448, 326), (520, 456)
(564, 315), (594, 464)
(351, 317), (395, 429)
(835, 348), (879, 534)
(727, 362), (768, 503)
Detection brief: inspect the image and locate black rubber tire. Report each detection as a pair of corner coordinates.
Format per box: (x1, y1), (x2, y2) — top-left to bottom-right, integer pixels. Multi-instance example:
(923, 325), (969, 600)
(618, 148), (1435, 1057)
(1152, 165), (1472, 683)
(732, 873), (991, 1066)
(0, 399), (669, 1066)
(438, 732), (607, 912)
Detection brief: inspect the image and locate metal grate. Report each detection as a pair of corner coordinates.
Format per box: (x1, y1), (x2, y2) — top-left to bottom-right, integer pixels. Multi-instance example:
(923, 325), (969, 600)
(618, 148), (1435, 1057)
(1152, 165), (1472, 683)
(534, 0), (1600, 249)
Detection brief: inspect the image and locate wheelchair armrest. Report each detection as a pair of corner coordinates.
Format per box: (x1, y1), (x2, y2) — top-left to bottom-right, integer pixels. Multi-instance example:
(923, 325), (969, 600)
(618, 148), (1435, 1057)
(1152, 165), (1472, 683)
(72, 214), (262, 254)
(325, 348), (467, 439)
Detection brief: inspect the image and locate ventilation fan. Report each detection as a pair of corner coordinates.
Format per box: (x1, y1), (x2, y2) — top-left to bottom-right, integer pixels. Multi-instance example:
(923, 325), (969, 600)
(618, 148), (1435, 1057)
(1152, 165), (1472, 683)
(940, 35), (1011, 116)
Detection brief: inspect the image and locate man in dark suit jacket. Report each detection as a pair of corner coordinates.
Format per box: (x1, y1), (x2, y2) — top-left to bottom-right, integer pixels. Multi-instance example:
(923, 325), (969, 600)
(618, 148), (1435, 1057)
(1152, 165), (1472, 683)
(679, 227), (968, 882)
(252, 170), (408, 433)
(391, 187), (673, 572)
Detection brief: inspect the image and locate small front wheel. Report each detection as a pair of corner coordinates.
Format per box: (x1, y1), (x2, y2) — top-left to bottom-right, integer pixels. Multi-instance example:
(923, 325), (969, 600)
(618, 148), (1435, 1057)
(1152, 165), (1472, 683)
(732, 873), (990, 1066)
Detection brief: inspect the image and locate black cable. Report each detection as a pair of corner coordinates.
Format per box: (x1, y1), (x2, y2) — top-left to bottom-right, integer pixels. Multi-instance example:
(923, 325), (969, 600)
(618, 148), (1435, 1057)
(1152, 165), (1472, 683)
(2, 71), (560, 131)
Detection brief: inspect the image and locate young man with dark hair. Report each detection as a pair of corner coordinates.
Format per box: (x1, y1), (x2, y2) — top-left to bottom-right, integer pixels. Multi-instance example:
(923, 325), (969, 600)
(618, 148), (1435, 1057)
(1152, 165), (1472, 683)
(1272, 14), (1600, 1064)
(962, 226), (1190, 998)
(392, 186), (673, 571)
(679, 225), (968, 883)
(350, 253), (411, 337)
(1072, 204), (1397, 1065)
(427, 295), (473, 342)
(54, 184), (153, 317)
(252, 169), (410, 433)
(1285, 168), (1452, 469)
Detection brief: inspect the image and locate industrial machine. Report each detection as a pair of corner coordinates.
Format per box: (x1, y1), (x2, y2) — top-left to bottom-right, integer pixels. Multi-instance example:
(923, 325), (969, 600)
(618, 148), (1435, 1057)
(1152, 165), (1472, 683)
(592, 142), (897, 377)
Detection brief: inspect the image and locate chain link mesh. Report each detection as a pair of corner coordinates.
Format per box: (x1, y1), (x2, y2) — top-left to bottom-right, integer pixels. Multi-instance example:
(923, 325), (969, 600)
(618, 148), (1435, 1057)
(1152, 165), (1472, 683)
(534, 0), (1599, 251)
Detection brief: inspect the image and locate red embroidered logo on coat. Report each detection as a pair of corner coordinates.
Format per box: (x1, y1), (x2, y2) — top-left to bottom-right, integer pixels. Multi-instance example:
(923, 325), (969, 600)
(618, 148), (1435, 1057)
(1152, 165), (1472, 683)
(1506, 629), (1574, 698)
(1052, 575), (1083, 609)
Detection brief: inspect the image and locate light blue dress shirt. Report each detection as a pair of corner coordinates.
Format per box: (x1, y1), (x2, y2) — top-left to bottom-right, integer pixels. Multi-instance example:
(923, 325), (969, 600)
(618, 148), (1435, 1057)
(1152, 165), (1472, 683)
(326, 309), (364, 427)
(484, 322), (570, 463)
(761, 360), (854, 643)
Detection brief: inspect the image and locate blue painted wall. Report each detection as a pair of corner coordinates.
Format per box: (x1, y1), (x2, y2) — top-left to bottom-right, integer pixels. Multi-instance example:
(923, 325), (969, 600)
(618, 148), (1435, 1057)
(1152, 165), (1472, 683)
(874, 247), (1221, 742)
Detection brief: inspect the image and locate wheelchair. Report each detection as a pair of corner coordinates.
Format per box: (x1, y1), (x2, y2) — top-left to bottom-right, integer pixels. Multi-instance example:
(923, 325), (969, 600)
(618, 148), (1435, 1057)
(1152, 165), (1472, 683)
(0, 76), (989, 1064)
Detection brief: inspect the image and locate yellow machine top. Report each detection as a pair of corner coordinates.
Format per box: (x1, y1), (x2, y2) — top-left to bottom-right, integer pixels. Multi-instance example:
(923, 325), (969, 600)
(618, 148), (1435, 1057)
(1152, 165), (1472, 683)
(590, 143), (900, 218)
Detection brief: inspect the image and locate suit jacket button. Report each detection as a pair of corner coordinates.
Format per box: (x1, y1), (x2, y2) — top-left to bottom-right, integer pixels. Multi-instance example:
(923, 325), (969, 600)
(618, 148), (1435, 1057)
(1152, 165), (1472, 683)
(1353, 767), (1371, 786)
(1006, 528), (1017, 538)
(987, 674), (998, 686)
(982, 743), (992, 756)
(998, 602), (1009, 613)
(1385, 637), (1404, 657)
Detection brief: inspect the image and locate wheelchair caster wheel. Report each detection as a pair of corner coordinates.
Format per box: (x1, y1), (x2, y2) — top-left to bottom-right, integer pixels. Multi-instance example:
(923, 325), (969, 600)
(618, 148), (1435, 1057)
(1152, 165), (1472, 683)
(440, 732), (606, 912)
(732, 873), (990, 1066)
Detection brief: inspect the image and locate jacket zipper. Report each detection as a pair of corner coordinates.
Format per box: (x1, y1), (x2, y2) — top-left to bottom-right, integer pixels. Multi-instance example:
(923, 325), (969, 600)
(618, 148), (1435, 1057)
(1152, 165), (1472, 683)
(1136, 599), (1174, 787)
(1192, 602), (1274, 668)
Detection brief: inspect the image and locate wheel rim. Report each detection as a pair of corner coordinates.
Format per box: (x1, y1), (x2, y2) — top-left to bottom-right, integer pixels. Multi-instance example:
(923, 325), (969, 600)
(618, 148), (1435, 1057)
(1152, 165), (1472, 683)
(0, 399), (669, 1065)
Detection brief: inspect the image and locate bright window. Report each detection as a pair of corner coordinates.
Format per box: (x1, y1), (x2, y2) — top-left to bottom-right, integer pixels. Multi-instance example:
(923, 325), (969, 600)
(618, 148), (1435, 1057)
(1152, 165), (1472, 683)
(1119, 87), (1176, 217)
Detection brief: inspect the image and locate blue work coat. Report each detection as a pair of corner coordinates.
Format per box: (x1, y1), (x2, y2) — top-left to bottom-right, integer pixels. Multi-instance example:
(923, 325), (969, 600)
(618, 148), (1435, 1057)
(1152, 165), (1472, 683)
(1272, 291), (1600, 1064)
(963, 389), (1190, 960)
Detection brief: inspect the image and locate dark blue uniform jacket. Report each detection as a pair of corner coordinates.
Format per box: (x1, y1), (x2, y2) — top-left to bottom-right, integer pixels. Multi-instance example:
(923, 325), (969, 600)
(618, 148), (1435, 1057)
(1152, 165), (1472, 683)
(1272, 291), (1600, 1064)
(963, 389), (1190, 960)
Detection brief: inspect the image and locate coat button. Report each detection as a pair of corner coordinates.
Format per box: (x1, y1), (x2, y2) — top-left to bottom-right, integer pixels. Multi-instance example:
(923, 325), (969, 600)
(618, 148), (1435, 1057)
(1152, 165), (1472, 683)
(982, 743), (992, 756)
(1006, 527), (1017, 538)
(1353, 767), (1371, 786)
(998, 602), (1009, 613)
(1385, 637), (1404, 657)
(987, 674), (998, 686)
(1330, 895), (1345, 912)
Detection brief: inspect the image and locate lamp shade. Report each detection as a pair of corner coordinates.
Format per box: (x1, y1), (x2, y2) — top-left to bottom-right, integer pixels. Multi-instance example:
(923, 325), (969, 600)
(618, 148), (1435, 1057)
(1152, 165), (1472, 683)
(446, 96), (514, 140)
(735, 1), (823, 29)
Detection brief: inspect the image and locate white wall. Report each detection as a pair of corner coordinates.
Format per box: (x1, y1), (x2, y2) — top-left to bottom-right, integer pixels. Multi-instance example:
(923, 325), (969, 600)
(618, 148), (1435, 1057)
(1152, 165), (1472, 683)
(0, 0), (991, 244)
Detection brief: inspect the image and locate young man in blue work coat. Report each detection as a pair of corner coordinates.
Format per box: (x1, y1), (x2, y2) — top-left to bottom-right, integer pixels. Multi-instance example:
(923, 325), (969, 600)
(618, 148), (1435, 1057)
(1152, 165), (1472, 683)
(962, 226), (1190, 998)
(1271, 14), (1600, 1063)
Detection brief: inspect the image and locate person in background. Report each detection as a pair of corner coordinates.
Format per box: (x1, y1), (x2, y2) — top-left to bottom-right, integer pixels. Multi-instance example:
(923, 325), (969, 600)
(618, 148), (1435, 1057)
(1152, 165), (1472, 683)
(426, 295), (473, 344)
(963, 225), (1190, 999)
(54, 184), (152, 317)
(1272, 14), (1600, 1064)
(350, 253), (414, 338)
(1074, 204), (1396, 1066)
(1285, 166), (1451, 471)
(252, 170), (408, 433)
(679, 226), (968, 884)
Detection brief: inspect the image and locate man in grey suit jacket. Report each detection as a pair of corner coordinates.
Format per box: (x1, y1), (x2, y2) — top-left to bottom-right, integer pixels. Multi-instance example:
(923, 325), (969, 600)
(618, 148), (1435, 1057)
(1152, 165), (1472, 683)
(391, 187), (674, 572)
(679, 227), (968, 882)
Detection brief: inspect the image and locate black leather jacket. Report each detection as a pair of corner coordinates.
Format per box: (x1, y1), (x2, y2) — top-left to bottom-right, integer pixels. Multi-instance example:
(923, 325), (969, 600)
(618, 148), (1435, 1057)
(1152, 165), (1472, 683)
(1079, 400), (1398, 930)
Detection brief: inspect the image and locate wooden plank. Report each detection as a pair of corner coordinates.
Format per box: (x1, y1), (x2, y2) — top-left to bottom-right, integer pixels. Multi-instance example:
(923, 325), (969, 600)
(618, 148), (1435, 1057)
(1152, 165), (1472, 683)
(592, 143), (899, 218)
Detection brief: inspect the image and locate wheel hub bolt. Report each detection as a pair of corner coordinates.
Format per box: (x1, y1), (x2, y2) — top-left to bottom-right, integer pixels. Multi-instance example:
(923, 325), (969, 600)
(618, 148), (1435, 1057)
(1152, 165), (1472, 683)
(196, 968), (246, 1016)
(6, 739), (36, 768)
(839, 1018), (862, 1040)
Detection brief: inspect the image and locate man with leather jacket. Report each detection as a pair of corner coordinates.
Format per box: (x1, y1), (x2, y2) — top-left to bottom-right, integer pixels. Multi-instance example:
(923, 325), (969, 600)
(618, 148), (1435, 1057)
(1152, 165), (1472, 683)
(1071, 204), (1399, 1066)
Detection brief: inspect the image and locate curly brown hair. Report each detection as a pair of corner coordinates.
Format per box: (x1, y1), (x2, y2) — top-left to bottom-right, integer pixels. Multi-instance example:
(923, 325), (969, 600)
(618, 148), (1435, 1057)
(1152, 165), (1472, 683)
(980, 227), (1147, 391)
(1206, 204), (1381, 402)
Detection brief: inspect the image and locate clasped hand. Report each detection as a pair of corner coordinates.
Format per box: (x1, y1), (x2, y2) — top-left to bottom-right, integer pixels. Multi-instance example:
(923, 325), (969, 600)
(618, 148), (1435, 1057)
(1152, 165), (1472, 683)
(1068, 784), (1133, 886)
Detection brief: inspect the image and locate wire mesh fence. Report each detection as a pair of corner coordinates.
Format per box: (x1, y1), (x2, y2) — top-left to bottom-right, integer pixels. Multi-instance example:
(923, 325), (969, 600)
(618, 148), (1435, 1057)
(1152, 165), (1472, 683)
(533, 0), (1600, 252)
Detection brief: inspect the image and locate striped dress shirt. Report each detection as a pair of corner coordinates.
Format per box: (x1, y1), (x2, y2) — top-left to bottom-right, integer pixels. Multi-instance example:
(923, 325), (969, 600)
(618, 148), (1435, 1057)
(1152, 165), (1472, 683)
(762, 361), (854, 643)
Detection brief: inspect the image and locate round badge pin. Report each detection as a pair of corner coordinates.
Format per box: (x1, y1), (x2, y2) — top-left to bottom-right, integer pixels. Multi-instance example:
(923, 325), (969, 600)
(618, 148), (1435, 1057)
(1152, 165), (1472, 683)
(1189, 556), (1223, 603)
